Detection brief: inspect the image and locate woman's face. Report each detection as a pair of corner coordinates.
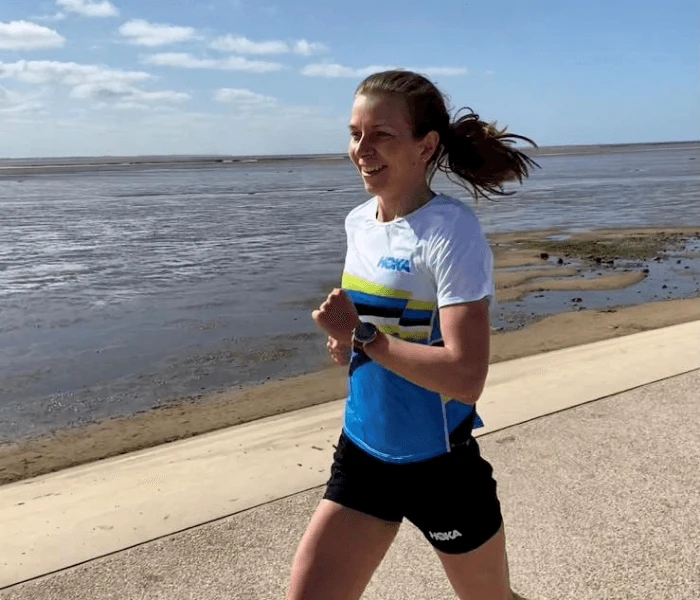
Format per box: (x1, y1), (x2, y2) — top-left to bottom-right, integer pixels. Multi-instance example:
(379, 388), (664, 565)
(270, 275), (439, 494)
(348, 93), (437, 198)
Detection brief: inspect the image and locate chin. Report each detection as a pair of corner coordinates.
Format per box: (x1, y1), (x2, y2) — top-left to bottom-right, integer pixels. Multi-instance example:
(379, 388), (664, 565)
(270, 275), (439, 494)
(363, 182), (377, 194)
(363, 178), (389, 196)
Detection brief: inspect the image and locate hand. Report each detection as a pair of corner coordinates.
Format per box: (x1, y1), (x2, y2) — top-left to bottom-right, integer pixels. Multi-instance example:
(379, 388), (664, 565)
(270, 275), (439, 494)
(312, 288), (361, 345)
(327, 336), (352, 366)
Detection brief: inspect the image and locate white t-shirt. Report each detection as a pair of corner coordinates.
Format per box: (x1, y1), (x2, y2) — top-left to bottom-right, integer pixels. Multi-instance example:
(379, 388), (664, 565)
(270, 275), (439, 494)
(341, 193), (493, 463)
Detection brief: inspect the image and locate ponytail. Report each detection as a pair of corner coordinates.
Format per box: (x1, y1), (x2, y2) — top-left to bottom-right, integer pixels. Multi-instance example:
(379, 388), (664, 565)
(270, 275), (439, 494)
(435, 108), (539, 200)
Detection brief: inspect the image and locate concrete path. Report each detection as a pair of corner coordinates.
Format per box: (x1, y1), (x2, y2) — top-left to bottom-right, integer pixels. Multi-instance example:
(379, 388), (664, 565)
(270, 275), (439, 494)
(2, 371), (698, 600)
(1, 322), (699, 598)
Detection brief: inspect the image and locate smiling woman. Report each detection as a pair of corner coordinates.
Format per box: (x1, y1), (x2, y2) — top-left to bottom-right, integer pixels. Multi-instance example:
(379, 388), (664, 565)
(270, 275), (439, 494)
(351, 70), (538, 215)
(286, 69), (538, 600)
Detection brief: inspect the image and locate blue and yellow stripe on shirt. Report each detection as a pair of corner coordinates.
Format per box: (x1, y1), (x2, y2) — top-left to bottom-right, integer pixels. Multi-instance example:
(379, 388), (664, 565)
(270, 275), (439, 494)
(341, 272), (435, 342)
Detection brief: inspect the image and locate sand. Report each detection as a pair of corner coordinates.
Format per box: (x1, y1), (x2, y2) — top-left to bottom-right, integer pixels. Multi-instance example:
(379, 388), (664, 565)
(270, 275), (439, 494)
(491, 226), (699, 302)
(0, 226), (698, 486)
(497, 271), (648, 302)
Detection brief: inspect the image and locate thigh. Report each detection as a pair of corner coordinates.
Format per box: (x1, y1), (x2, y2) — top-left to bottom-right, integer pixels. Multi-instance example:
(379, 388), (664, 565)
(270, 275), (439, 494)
(286, 499), (400, 600)
(405, 438), (503, 555)
(404, 439), (508, 598)
(323, 431), (406, 523)
(286, 432), (404, 600)
(437, 523), (512, 600)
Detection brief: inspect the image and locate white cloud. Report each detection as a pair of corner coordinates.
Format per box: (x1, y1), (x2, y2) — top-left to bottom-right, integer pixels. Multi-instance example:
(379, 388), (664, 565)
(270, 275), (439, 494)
(113, 101), (149, 111)
(293, 40), (327, 56)
(71, 81), (190, 104)
(33, 13), (67, 22)
(210, 35), (286, 54)
(0, 86), (45, 114)
(0, 60), (151, 86)
(143, 52), (282, 73)
(301, 63), (468, 78)
(214, 88), (277, 108)
(209, 34), (327, 55)
(0, 60), (186, 111)
(0, 21), (66, 50)
(118, 19), (197, 47)
(56, 0), (119, 18)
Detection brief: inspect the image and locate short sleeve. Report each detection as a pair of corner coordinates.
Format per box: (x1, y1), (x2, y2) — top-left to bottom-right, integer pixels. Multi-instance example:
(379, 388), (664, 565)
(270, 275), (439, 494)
(428, 209), (495, 308)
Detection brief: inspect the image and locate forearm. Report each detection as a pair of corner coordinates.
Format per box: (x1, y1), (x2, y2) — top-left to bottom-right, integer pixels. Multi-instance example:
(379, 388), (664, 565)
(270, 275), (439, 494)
(362, 332), (488, 404)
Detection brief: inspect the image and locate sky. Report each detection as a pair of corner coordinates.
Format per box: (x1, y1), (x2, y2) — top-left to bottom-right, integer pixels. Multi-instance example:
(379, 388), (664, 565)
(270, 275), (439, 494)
(0, 0), (698, 158)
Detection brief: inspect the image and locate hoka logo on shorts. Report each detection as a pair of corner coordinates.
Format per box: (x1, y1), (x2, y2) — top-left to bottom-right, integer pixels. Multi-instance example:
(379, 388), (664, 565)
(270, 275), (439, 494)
(377, 256), (411, 273)
(429, 529), (463, 542)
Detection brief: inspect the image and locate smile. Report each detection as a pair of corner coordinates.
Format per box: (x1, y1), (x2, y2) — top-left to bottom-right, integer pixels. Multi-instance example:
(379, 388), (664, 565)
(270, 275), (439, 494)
(361, 165), (387, 176)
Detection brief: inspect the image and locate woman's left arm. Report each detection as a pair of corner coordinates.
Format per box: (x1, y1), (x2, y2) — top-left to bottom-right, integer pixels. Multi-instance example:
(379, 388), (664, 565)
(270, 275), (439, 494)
(313, 289), (490, 405)
(363, 298), (490, 404)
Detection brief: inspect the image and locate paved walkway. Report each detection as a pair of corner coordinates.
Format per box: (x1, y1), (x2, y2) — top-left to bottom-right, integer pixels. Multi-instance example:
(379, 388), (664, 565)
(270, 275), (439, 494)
(1, 324), (699, 599)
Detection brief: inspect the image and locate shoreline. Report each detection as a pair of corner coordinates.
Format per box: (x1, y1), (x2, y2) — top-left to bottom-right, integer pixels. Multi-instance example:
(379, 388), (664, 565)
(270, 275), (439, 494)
(1, 226), (699, 486)
(1, 298), (698, 487)
(1, 140), (697, 176)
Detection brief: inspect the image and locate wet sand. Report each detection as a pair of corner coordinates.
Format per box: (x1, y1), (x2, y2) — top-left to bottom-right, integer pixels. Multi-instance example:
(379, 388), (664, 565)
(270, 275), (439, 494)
(1, 226), (698, 486)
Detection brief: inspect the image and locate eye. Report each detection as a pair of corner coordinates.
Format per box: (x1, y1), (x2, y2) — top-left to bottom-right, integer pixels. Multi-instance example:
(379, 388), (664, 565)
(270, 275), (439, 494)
(349, 131), (361, 141)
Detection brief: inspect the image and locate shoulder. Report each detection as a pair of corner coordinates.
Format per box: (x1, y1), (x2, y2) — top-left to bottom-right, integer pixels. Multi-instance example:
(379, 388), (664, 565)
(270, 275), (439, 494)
(418, 195), (486, 245)
(424, 196), (495, 305)
(345, 197), (375, 231)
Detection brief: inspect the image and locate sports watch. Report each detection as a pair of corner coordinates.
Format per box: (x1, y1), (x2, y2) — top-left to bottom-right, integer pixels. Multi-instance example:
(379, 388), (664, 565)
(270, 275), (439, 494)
(351, 321), (379, 350)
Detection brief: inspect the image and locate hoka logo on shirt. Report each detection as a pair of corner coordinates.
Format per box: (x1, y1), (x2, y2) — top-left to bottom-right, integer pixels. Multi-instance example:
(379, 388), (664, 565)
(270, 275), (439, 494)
(378, 256), (411, 273)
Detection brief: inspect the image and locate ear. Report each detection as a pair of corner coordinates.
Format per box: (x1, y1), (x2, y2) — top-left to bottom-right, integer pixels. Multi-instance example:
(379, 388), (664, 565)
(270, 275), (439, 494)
(419, 130), (440, 163)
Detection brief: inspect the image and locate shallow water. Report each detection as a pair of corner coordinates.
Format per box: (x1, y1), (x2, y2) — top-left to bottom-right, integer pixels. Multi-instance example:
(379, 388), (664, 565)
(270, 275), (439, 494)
(1, 146), (699, 441)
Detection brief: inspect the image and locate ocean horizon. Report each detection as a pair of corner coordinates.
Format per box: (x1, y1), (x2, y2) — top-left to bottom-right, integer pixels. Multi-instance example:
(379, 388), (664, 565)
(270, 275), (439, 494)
(1, 140), (698, 172)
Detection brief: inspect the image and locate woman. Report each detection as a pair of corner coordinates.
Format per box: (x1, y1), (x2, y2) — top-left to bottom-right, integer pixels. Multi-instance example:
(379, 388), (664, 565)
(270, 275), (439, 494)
(286, 69), (537, 600)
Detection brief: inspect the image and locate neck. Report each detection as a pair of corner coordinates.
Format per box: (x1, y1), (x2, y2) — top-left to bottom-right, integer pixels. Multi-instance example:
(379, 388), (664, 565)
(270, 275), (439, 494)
(375, 184), (434, 222)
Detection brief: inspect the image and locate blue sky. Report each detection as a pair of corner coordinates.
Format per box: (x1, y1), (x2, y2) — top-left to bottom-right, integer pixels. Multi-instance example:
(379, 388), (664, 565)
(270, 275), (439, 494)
(0, 0), (697, 158)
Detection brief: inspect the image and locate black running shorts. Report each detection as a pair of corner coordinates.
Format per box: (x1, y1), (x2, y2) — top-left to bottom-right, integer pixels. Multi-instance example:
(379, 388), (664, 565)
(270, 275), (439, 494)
(322, 421), (503, 555)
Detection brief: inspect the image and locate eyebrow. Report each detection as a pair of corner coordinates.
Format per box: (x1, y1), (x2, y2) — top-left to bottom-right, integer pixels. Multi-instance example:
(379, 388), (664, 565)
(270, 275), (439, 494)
(348, 123), (394, 130)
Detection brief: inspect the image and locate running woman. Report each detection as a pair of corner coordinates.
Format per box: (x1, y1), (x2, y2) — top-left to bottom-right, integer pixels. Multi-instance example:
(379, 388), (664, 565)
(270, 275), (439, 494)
(286, 69), (537, 600)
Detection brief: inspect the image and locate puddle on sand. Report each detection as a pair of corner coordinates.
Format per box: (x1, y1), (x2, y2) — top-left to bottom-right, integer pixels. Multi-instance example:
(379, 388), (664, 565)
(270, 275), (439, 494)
(491, 236), (700, 331)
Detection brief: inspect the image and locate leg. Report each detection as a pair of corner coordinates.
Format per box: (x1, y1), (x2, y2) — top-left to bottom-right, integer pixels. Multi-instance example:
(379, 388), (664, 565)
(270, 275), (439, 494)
(405, 436), (523, 599)
(286, 499), (400, 600)
(436, 523), (514, 600)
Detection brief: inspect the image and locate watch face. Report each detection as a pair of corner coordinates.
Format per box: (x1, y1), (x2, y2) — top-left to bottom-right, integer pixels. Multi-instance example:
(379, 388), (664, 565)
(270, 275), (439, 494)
(355, 322), (377, 342)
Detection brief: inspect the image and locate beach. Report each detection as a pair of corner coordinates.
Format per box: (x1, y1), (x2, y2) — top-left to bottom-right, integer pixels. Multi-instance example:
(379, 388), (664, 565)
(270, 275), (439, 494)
(1, 143), (699, 485)
(1, 225), (698, 486)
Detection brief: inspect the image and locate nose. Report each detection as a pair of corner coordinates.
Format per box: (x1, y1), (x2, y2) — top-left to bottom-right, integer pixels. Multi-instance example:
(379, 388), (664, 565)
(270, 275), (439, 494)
(355, 133), (374, 158)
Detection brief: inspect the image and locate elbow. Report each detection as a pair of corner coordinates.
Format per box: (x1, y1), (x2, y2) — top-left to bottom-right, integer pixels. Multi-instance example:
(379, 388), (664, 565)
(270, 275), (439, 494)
(452, 364), (488, 405)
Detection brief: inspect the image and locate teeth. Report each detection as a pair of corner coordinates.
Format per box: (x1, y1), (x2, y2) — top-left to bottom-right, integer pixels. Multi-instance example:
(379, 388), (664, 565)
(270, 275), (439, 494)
(364, 166), (385, 174)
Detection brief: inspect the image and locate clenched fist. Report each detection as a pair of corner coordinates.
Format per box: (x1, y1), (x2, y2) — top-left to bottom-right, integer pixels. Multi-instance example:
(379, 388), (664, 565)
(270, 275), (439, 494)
(312, 288), (361, 345)
(327, 336), (352, 366)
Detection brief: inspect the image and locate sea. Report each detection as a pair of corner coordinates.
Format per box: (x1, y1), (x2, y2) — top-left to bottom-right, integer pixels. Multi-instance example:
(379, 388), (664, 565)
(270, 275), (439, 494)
(1, 143), (699, 442)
